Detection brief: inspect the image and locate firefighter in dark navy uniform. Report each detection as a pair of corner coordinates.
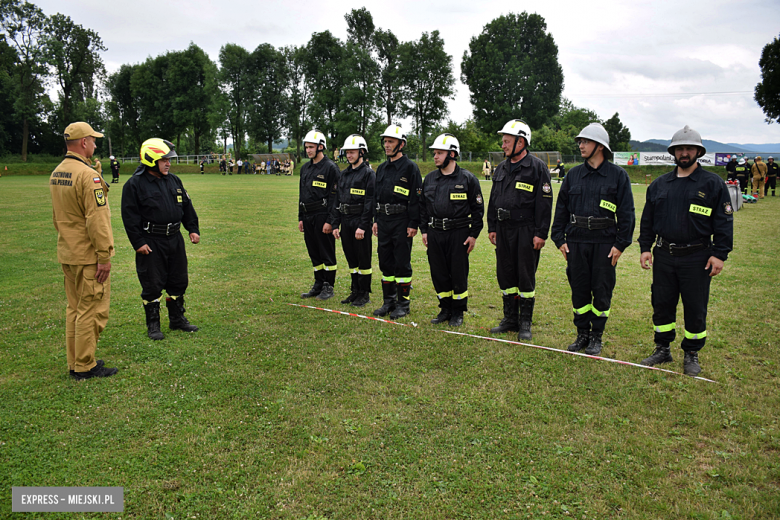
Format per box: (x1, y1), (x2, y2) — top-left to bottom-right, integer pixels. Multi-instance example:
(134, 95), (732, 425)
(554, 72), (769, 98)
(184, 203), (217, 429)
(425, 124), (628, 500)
(371, 124), (423, 319)
(298, 129), (340, 300)
(766, 156), (778, 196)
(734, 158), (749, 194)
(420, 133), (484, 327)
(487, 119), (552, 340)
(551, 123), (636, 356)
(121, 138), (201, 341)
(638, 125), (733, 376)
(327, 134), (376, 308)
(109, 155), (120, 183)
(725, 156), (737, 182)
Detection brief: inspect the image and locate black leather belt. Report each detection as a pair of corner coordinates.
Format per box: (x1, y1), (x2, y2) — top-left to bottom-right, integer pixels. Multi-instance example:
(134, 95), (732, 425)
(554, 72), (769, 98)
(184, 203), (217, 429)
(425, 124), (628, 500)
(339, 204), (363, 215)
(300, 199), (327, 213)
(144, 222), (181, 236)
(497, 208), (534, 222)
(655, 237), (710, 256)
(428, 217), (471, 231)
(570, 214), (615, 230)
(376, 203), (407, 215)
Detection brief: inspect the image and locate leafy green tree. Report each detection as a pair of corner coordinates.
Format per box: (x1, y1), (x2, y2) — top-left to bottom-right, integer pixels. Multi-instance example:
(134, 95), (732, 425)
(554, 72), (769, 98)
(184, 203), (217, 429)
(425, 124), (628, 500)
(556, 98), (600, 132)
(282, 45), (310, 162)
(1, 0), (49, 160)
(438, 119), (499, 158)
(168, 43), (219, 154)
(399, 30), (454, 161)
(43, 13), (105, 127)
(0, 34), (19, 155)
(461, 12), (564, 132)
(344, 7), (374, 51)
(372, 28), (405, 126)
(218, 43), (252, 159)
(130, 53), (178, 141)
(247, 43), (287, 154)
(603, 112), (631, 152)
(530, 124), (577, 155)
(755, 34), (780, 124)
(105, 64), (140, 157)
(305, 30), (344, 151)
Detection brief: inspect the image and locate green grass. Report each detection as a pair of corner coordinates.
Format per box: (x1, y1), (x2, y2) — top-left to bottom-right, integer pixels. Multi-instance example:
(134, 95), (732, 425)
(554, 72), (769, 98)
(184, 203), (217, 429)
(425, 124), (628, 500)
(0, 172), (778, 519)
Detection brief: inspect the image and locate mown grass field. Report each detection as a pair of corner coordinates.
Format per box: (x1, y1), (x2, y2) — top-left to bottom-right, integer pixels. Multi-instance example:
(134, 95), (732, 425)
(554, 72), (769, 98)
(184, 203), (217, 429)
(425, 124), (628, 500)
(0, 168), (778, 519)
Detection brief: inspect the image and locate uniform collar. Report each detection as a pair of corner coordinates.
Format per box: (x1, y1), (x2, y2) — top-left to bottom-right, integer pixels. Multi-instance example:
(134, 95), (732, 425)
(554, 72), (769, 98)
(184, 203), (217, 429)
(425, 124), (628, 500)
(668, 164), (703, 182)
(436, 163), (460, 178)
(583, 159), (608, 177)
(64, 151), (92, 166)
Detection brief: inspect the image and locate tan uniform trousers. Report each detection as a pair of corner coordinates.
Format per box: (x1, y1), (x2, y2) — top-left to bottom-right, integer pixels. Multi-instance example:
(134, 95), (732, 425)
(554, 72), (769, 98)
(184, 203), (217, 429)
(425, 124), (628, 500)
(62, 264), (110, 372)
(753, 176), (765, 199)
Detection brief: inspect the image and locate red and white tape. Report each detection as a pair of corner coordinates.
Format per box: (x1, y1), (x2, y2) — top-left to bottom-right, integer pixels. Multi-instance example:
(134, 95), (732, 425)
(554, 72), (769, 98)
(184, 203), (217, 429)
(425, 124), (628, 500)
(288, 303), (717, 383)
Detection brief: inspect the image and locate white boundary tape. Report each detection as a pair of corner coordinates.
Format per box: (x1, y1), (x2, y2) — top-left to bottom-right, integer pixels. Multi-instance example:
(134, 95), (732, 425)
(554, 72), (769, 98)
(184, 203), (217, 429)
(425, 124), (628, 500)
(288, 303), (717, 383)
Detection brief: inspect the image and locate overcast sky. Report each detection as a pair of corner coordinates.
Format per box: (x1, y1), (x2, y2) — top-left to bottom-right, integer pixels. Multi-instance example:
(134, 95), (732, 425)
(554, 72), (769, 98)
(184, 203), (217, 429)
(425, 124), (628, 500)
(34, 0), (780, 144)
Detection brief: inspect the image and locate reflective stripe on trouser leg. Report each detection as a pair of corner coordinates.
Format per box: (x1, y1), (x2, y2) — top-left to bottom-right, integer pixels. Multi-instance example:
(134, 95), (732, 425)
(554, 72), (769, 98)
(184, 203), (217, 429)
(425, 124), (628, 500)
(427, 227), (471, 312)
(376, 215), (414, 281)
(303, 211), (337, 284)
(341, 219), (372, 292)
(495, 222), (539, 305)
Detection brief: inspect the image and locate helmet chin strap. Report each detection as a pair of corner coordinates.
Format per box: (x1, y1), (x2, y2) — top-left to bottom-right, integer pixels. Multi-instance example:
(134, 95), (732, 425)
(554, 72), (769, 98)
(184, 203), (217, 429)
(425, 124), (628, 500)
(441, 151), (455, 170)
(387, 141), (402, 158)
(506, 135), (526, 159)
(348, 149), (366, 166)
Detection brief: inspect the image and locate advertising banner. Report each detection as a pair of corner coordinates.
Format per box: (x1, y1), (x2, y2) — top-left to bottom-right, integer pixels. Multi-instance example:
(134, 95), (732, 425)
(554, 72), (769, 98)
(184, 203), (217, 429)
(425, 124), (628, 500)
(715, 152), (747, 166)
(614, 152), (640, 166)
(639, 152), (716, 167)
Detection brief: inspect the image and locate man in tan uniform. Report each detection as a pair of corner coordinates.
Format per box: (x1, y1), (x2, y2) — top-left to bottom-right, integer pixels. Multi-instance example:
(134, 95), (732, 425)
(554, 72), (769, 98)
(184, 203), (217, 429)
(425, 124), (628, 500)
(50, 122), (118, 380)
(752, 156), (767, 199)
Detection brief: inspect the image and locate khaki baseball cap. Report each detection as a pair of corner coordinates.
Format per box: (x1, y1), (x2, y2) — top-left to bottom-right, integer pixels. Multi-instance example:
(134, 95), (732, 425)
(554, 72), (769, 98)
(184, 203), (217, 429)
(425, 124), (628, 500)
(63, 122), (103, 141)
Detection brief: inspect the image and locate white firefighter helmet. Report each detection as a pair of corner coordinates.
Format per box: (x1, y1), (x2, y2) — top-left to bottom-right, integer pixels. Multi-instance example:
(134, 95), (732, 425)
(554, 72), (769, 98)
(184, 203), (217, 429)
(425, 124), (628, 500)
(429, 133), (460, 157)
(497, 119), (532, 146)
(380, 124), (406, 142)
(303, 129), (327, 150)
(341, 134), (368, 152)
(576, 123), (611, 153)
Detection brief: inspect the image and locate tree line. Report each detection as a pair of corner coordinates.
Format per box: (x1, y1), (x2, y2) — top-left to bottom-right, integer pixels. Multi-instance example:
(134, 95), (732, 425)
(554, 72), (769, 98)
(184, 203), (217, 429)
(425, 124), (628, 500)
(1, 3), (636, 163)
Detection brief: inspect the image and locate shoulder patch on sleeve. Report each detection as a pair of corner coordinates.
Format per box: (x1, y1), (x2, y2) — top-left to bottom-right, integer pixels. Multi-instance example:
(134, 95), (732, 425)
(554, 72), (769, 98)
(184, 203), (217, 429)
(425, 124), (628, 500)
(94, 188), (107, 207)
(723, 202), (733, 215)
(542, 182), (551, 194)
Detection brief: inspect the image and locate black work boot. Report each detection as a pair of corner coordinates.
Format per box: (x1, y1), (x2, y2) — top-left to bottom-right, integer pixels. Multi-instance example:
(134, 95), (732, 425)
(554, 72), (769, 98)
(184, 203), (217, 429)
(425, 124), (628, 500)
(449, 311), (464, 327)
(301, 279), (323, 299)
(316, 282), (334, 301)
(389, 282), (411, 319)
(167, 296), (199, 332)
(683, 351), (701, 376)
(490, 295), (518, 333)
(341, 273), (359, 304)
(640, 344), (673, 366)
(567, 328), (590, 352)
(144, 301), (165, 340)
(584, 330), (603, 355)
(373, 281), (397, 316)
(431, 309), (452, 324)
(517, 297), (535, 340)
(351, 291), (370, 307)
(70, 359), (104, 379)
(71, 363), (118, 380)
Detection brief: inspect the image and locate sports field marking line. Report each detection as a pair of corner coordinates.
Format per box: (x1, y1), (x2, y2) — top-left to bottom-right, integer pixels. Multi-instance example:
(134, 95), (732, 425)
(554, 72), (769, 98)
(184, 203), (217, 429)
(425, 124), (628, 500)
(288, 302), (717, 383)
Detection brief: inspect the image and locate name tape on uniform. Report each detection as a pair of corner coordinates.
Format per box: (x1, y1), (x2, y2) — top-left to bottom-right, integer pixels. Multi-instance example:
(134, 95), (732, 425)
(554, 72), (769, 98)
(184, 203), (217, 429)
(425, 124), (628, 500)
(515, 182), (534, 192)
(350, 188), (365, 196)
(450, 193), (467, 200)
(689, 204), (712, 216)
(600, 200), (617, 212)
(312, 181), (327, 188)
(394, 186), (410, 196)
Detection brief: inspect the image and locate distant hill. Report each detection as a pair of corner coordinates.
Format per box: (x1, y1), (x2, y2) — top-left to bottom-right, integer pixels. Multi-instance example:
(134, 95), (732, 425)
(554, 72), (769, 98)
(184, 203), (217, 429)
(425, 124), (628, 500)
(726, 143), (780, 153)
(629, 140), (666, 152)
